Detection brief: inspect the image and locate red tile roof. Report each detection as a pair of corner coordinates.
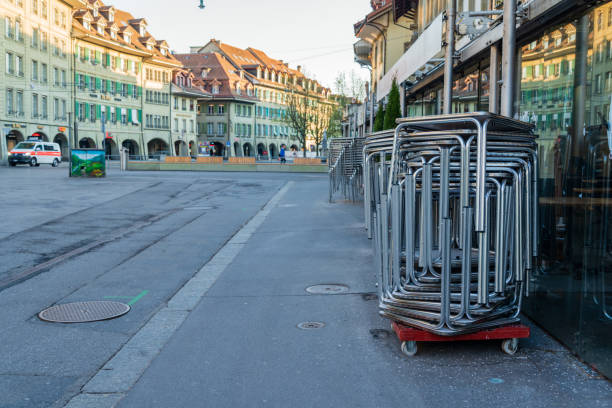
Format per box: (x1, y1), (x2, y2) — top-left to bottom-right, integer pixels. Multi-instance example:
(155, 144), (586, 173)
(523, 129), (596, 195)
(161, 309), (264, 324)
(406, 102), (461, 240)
(73, 1), (181, 66)
(175, 52), (256, 101)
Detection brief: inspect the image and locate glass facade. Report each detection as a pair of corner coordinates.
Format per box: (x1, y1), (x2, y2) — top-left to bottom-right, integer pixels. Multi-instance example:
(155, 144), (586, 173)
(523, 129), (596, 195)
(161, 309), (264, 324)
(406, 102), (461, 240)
(519, 2), (612, 378)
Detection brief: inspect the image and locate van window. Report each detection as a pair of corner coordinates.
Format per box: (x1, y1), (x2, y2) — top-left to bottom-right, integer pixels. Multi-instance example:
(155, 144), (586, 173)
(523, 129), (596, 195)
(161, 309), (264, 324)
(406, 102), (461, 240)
(44, 145), (55, 151)
(14, 142), (36, 149)
(35, 145), (42, 151)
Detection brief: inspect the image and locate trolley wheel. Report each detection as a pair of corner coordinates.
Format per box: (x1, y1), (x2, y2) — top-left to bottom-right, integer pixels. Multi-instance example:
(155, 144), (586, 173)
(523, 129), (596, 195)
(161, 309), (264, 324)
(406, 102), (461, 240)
(501, 338), (519, 355)
(401, 341), (418, 357)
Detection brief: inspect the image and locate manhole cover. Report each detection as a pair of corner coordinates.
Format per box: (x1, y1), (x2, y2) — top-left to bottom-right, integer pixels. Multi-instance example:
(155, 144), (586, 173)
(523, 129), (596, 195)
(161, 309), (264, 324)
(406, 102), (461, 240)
(305, 284), (350, 295)
(38, 301), (130, 323)
(297, 321), (325, 330)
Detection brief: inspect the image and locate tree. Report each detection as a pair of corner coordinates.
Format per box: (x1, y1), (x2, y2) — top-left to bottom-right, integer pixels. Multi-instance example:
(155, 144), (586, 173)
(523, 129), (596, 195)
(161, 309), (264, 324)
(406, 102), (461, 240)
(373, 103), (385, 132)
(384, 79), (401, 130)
(311, 106), (331, 156)
(333, 70), (367, 102)
(284, 90), (310, 157)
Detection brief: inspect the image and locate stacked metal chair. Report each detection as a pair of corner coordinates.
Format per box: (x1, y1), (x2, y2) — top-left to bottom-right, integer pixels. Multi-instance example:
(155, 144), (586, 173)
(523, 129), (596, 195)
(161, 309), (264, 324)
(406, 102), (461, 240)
(328, 137), (365, 202)
(365, 113), (538, 336)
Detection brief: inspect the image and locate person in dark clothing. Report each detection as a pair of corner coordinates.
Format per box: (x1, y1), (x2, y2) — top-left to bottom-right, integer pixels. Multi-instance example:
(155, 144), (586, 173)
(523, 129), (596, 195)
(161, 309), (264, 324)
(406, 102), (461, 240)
(279, 146), (286, 164)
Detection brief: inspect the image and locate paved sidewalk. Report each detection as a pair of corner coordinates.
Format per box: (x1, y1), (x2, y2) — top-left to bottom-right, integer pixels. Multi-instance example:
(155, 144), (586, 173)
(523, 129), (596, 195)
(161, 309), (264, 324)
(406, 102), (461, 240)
(68, 176), (610, 408)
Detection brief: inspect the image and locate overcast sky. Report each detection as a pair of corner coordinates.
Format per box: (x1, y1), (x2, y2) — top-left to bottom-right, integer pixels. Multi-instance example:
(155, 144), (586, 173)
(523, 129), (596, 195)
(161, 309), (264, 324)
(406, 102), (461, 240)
(109, 0), (372, 91)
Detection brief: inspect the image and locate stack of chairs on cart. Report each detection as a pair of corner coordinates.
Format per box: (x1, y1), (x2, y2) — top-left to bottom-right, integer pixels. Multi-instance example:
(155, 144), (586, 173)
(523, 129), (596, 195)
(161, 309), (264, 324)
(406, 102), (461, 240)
(364, 113), (539, 335)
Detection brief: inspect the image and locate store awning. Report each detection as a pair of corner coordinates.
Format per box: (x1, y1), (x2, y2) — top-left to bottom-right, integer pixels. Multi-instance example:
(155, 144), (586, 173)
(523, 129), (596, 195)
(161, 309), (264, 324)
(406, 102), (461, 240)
(377, 12), (445, 102)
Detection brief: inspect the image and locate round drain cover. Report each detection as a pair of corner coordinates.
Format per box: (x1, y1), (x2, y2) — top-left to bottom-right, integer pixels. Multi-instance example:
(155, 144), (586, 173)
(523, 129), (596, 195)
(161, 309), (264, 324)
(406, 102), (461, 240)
(305, 284), (349, 295)
(297, 321), (325, 330)
(38, 301), (130, 323)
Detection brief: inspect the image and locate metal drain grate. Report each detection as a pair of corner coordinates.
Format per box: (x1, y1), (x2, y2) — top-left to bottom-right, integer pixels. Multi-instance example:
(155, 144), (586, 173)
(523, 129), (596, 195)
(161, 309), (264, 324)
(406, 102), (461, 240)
(297, 321), (325, 330)
(305, 284), (349, 295)
(38, 301), (130, 323)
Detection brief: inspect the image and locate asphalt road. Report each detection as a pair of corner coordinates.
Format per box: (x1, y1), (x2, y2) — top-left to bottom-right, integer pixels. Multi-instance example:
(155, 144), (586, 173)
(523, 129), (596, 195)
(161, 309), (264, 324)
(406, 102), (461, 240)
(0, 164), (609, 408)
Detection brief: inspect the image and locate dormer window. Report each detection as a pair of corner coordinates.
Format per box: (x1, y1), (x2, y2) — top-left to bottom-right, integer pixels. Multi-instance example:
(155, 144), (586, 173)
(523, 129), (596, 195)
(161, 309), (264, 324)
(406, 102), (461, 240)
(97, 25), (103, 35)
(110, 30), (116, 39)
(139, 26), (145, 36)
(147, 44), (152, 50)
(161, 48), (167, 56)
(109, 11), (114, 21)
(187, 78), (192, 87)
(83, 20), (90, 30)
(212, 85), (219, 94)
(92, 7), (98, 17)
(236, 83), (241, 95)
(124, 33), (131, 43)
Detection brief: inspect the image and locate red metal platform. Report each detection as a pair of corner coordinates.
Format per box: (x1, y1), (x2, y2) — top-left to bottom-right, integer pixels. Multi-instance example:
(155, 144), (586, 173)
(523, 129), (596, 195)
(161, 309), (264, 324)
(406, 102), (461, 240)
(392, 322), (530, 342)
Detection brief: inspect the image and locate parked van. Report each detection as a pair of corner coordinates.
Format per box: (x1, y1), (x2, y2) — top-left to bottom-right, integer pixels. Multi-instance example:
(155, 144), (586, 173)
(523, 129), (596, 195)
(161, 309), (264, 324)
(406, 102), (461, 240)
(8, 141), (62, 167)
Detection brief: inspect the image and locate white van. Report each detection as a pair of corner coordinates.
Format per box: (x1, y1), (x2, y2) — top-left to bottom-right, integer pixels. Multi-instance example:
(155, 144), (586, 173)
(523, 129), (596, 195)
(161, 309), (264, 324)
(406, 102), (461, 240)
(8, 141), (62, 167)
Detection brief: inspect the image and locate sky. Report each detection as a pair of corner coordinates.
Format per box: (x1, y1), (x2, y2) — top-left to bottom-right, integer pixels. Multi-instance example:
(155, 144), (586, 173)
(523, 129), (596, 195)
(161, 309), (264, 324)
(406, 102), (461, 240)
(108, 0), (373, 92)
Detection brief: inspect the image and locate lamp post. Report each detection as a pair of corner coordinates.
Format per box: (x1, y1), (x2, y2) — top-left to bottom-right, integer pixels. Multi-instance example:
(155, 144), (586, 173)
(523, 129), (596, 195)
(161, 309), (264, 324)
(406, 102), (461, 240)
(198, 0), (205, 9)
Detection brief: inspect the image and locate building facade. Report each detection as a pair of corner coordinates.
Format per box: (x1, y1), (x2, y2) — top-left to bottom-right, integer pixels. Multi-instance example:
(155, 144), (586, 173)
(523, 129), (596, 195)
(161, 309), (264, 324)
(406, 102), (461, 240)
(70, 2), (186, 159)
(171, 67), (210, 157)
(184, 40), (337, 158)
(355, 0), (612, 379)
(0, 0), (81, 161)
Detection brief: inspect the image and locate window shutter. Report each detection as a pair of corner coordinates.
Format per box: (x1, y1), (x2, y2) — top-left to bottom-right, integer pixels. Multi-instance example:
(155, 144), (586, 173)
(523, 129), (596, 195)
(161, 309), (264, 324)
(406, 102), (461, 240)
(75, 101), (79, 116)
(75, 73), (80, 85)
(127, 108), (132, 123)
(127, 60), (133, 71)
(105, 53), (110, 67)
(84, 75), (90, 88)
(96, 77), (101, 90)
(116, 81), (121, 93)
(85, 103), (90, 118)
(138, 109), (142, 122)
(127, 84), (133, 95)
(96, 104), (101, 117)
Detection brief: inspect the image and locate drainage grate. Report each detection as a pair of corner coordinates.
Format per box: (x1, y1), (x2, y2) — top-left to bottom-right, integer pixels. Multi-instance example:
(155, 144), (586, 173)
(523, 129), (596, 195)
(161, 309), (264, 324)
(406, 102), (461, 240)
(305, 284), (349, 295)
(38, 301), (130, 323)
(297, 321), (325, 330)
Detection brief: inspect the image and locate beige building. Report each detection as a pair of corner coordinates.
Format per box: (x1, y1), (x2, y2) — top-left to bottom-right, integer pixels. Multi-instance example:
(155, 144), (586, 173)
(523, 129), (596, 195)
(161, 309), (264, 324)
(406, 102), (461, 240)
(1, 0), (81, 161)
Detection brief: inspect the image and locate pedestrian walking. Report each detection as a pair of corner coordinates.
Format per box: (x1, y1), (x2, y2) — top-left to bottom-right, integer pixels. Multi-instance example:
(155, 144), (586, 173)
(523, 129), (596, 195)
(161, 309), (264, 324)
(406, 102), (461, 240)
(279, 146), (286, 164)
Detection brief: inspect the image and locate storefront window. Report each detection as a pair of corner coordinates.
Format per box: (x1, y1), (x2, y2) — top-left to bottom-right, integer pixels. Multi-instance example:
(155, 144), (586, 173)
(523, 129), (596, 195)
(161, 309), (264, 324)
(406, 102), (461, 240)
(520, 3), (612, 378)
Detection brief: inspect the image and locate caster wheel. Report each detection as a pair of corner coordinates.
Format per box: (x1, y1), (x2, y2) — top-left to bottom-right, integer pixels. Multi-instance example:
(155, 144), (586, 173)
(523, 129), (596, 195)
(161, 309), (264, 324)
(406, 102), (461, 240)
(401, 340), (418, 357)
(501, 338), (519, 355)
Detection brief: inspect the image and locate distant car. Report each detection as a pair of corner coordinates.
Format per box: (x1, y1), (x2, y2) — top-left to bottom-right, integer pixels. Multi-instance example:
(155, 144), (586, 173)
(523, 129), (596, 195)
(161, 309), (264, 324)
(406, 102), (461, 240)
(8, 141), (62, 167)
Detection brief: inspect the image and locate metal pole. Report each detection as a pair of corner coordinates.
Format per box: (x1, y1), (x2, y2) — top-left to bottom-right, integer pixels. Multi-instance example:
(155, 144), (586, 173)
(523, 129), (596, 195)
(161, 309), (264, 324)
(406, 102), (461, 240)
(489, 42), (500, 114)
(500, 0), (517, 117)
(370, 90), (375, 133)
(443, 0), (456, 114)
(67, 112), (72, 176)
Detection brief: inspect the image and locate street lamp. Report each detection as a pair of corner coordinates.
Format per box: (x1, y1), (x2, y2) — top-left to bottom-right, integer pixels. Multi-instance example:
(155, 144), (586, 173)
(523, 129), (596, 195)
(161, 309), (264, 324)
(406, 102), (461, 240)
(198, 0), (205, 9)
